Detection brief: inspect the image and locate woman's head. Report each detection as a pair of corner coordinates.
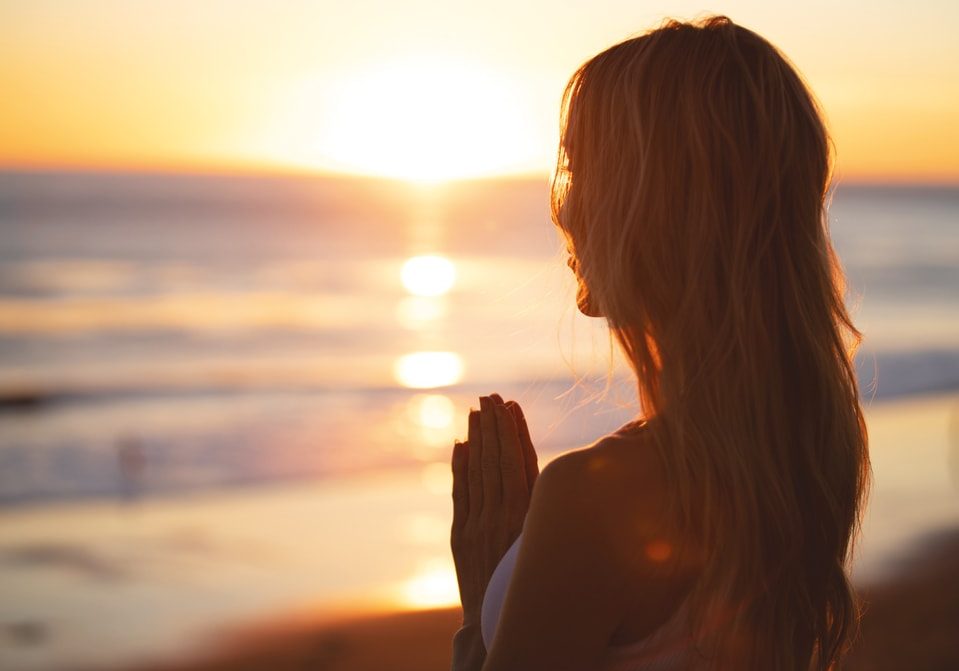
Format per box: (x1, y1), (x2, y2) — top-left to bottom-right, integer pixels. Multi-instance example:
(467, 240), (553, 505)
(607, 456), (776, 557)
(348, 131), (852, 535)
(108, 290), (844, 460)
(551, 16), (869, 670)
(553, 15), (832, 361)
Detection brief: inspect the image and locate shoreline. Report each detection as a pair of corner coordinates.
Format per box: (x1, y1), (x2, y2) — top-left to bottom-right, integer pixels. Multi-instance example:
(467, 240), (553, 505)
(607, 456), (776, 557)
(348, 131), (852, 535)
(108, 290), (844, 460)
(123, 526), (959, 671)
(1, 386), (955, 513)
(1, 391), (956, 671)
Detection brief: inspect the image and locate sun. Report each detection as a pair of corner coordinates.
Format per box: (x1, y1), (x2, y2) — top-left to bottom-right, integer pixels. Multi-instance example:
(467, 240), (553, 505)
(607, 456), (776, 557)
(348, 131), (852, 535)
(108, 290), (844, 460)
(284, 57), (540, 182)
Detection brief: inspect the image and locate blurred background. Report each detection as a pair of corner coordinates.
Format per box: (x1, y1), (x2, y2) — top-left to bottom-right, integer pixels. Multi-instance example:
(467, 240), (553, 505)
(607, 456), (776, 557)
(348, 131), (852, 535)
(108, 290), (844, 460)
(1, 1), (957, 670)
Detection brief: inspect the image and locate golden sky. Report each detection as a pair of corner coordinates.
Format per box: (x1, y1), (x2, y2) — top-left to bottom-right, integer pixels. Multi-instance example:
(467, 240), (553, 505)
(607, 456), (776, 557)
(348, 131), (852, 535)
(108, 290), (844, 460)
(2, 0), (958, 183)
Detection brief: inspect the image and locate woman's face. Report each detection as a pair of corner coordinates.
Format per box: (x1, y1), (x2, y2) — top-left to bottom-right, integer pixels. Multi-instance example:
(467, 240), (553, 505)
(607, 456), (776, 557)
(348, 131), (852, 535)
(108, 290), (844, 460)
(558, 156), (603, 319)
(566, 251), (602, 318)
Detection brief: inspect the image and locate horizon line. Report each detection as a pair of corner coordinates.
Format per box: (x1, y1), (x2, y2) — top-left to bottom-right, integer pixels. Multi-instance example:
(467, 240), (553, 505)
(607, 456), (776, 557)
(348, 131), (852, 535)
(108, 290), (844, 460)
(2, 160), (959, 189)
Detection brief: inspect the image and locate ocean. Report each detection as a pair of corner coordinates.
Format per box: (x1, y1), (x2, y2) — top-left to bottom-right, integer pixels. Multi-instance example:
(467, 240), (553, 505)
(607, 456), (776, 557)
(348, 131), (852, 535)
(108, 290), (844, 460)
(0, 169), (958, 670)
(0, 169), (957, 506)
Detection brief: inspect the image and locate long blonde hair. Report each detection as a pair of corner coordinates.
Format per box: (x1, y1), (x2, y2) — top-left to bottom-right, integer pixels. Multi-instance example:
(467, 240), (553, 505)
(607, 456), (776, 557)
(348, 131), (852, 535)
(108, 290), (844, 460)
(550, 15), (870, 670)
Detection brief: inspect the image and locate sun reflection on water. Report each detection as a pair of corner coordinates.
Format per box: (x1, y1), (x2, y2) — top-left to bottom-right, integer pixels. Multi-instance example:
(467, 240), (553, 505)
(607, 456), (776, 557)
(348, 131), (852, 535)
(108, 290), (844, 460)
(420, 461), (453, 494)
(401, 255), (456, 297)
(396, 558), (460, 609)
(406, 393), (455, 428)
(395, 295), (445, 329)
(393, 351), (463, 388)
(400, 513), (449, 545)
(391, 394), (461, 458)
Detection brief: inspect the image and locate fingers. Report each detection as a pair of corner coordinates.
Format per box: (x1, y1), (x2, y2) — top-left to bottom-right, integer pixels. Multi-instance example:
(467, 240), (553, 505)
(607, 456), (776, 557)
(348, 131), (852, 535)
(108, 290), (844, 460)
(479, 396), (501, 507)
(494, 402), (529, 516)
(506, 400), (539, 491)
(467, 408), (484, 525)
(465, 394), (536, 529)
(451, 440), (469, 540)
(497, 402), (528, 496)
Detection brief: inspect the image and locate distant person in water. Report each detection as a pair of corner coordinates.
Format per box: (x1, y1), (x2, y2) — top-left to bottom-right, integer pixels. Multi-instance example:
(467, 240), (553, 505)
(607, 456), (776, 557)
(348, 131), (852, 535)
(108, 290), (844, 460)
(449, 15), (870, 671)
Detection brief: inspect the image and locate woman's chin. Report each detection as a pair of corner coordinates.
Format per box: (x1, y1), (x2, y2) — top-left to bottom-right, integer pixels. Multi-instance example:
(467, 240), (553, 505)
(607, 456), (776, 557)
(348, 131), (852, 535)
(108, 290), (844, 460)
(576, 298), (603, 318)
(574, 281), (602, 317)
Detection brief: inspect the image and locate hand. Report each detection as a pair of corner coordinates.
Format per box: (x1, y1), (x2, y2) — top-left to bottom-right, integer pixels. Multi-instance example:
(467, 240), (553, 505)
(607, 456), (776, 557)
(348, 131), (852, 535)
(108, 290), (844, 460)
(450, 393), (539, 626)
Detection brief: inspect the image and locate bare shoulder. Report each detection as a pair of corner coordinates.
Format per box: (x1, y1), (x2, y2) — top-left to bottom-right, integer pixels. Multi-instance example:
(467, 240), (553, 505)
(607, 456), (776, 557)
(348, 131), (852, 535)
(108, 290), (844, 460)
(541, 425), (668, 523)
(539, 425), (703, 580)
(533, 426), (705, 645)
(482, 425), (685, 667)
(533, 432), (668, 564)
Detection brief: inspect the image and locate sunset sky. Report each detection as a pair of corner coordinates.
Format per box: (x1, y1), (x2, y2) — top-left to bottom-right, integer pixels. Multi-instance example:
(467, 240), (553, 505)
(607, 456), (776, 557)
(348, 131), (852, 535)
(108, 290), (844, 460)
(2, 0), (958, 183)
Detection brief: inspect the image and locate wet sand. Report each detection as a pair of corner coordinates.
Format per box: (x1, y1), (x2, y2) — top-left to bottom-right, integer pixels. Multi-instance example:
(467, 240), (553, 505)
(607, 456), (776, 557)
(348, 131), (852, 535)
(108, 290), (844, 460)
(844, 526), (959, 670)
(124, 527), (959, 671)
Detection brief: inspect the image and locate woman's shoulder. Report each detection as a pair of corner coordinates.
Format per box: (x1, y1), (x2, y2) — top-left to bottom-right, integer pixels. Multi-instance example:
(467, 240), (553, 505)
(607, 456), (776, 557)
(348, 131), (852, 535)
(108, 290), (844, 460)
(538, 423), (657, 532)
(537, 421), (704, 641)
(488, 421), (695, 665)
(523, 427), (671, 602)
(545, 418), (664, 501)
(543, 419), (703, 573)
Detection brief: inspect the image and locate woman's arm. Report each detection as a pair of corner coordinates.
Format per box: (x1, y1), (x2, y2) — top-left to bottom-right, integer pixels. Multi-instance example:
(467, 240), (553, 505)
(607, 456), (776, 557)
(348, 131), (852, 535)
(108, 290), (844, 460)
(451, 621), (486, 671)
(477, 450), (637, 671)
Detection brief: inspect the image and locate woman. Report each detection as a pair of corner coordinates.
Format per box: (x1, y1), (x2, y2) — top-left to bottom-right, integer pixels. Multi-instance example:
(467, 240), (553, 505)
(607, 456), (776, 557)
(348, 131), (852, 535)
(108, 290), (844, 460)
(450, 15), (870, 671)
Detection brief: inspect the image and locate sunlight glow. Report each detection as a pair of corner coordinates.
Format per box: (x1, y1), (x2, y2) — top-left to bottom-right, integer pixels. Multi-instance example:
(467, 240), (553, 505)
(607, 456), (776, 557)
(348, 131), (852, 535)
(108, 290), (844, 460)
(310, 57), (538, 182)
(395, 296), (445, 329)
(406, 393), (455, 429)
(398, 559), (460, 609)
(401, 255), (456, 296)
(393, 351), (463, 388)
(400, 513), (448, 545)
(4, 4), (958, 182)
(420, 461), (454, 495)
(398, 394), (459, 453)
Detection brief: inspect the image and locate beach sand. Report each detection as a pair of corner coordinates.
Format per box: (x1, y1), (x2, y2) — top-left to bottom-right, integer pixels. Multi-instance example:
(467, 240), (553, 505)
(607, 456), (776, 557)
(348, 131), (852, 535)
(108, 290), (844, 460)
(125, 528), (959, 671)
(127, 606), (464, 671)
(2, 392), (956, 671)
(119, 393), (959, 671)
(845, 526), (959, 670)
